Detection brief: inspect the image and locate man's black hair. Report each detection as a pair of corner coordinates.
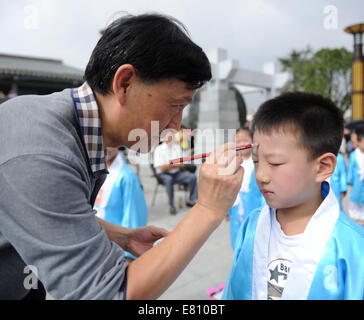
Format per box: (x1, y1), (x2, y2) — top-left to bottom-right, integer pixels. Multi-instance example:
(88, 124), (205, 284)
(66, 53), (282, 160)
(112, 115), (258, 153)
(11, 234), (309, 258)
(84, 13), (212, 94)
(251, 92), (344, 159)
(355, 124), (364, 141)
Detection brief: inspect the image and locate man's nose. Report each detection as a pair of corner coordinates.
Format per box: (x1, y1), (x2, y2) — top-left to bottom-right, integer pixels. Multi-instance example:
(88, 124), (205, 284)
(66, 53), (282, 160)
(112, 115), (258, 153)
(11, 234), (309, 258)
(166, 110), (183, 131)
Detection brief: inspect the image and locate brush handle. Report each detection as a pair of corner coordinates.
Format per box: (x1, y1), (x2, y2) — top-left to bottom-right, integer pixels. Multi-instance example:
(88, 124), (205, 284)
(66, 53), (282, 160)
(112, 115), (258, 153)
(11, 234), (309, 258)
(169, 144), (256, 164)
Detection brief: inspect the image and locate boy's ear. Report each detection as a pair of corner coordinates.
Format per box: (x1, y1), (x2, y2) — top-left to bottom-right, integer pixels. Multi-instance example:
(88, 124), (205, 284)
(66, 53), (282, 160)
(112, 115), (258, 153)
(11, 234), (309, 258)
(315, 152), (337, 183)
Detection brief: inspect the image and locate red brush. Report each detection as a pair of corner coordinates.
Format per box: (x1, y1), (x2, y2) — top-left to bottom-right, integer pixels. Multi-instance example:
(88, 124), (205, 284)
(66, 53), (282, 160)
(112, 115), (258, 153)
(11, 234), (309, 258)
(169, 143), (258, 164)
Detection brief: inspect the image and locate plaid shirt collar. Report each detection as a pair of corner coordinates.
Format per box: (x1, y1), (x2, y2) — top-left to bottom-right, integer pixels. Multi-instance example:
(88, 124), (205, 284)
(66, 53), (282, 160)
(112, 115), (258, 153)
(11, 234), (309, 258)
(71, 82), (108, 177)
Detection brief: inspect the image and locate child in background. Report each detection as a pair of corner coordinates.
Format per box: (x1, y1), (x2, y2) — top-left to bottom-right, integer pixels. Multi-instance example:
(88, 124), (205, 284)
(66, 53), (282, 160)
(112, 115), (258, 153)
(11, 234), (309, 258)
(223, 92), (364, 300)
(207, 127), (265, 300)
(329, 152), (347, 210)
(347, 124), (364, 225)
(227, 127), (265, 251)
(95, 147), (148, 260)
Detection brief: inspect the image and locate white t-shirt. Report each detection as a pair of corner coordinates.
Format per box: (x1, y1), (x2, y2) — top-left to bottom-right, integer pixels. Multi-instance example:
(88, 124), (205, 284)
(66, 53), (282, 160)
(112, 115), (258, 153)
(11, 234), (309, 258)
(267, 210), (304, 300)
(153, 142), (183, 174)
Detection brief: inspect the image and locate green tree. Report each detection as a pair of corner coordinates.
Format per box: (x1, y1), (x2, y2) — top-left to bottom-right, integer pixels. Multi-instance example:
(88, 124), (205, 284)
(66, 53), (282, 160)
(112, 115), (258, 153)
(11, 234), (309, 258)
(279, 47), (352, 114)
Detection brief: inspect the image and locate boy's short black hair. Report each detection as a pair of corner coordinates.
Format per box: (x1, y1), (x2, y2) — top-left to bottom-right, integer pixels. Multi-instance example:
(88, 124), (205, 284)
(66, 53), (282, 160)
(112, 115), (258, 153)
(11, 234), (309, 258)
(251, 92), (344, 159)
(84, 13), (212, 95)
(355, 124), (364, 141)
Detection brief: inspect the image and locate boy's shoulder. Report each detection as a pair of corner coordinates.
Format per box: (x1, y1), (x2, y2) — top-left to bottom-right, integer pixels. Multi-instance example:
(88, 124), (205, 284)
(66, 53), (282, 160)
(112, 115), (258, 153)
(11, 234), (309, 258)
(348, 150), (357, 161)
(335, 211), (364, 243)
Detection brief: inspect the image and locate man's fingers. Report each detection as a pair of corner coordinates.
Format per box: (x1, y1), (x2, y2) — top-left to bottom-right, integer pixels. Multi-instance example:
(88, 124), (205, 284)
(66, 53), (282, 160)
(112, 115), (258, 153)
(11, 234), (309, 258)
(149, 225), (170, 238)
(218, 152), (244, 176)
(206, 143), (235, 165)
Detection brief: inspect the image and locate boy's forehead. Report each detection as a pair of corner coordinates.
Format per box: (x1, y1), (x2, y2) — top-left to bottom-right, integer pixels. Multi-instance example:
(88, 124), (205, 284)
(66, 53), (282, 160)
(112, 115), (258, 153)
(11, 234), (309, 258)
(253, 126), (300, 141)
(252, 128), (302, 155)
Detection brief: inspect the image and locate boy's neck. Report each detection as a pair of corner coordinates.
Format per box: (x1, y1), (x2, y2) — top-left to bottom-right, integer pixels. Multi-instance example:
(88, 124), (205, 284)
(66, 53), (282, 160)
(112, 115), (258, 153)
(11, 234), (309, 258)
(276, 188), (323, 236)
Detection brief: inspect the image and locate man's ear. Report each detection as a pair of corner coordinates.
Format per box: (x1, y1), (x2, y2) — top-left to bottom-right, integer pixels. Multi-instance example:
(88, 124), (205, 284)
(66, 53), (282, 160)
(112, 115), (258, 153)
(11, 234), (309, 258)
(315, 152), (337, 183)
(112, 64), (135, 105)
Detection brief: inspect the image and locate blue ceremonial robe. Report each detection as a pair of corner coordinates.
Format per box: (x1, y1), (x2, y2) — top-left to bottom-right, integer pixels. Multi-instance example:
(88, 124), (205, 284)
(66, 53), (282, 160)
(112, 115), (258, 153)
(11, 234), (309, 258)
(95, 153), (148, 259)
(223, 182), (364, 300)
(347, 149), (364, 205)
(227, 163), (265, 251)
(330, 153), (347, 210)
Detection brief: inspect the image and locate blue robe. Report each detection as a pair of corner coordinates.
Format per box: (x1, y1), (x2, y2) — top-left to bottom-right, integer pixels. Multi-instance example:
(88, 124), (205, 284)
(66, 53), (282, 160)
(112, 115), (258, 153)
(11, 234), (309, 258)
(330, 153), (347, 210)
(347, 149), (364, 205)
(223, 182), (364, 300)
(95, 153), (148, 259)
(227, 165), (265, 251)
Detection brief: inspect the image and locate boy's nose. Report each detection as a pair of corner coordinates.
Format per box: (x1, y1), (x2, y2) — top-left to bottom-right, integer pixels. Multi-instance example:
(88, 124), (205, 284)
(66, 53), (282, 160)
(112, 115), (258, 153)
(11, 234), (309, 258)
(255, 167), (271, 185)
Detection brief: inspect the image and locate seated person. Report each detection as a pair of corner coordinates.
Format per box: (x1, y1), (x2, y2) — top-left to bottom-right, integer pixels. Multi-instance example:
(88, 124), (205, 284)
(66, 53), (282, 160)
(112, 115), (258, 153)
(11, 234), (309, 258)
(95, 147), (148, 260)
(223, 92), (364, 300)
(153, 132), (198, 215)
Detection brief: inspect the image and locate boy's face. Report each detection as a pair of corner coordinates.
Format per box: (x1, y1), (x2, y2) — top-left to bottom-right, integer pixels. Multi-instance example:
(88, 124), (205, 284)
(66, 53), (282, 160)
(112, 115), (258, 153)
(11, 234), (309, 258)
(252, 129), (319, 210)
(357, 136), (364, 152)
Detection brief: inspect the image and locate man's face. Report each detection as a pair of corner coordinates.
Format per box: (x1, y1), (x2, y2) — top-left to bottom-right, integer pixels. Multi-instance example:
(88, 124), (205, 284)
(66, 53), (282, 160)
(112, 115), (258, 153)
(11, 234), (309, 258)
(123, 78), (195, 153)
(252, 128), (318, 210)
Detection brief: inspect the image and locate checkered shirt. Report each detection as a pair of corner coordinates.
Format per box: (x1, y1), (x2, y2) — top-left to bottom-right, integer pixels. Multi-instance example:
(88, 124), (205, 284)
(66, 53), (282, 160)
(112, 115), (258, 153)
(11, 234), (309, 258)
(71, 82), (107, 176)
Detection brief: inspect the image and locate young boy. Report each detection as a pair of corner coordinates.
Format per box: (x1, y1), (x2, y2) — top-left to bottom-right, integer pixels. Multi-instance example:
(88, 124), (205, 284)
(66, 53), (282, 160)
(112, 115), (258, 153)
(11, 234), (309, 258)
(347, 124), (364, 224)
(227, 127), (265, 251)
(222, 92), (364, 300)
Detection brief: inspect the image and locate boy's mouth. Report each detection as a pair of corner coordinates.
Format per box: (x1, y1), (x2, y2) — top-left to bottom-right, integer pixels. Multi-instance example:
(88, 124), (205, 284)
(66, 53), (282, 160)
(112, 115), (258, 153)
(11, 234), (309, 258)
(261, 189), (274, 196)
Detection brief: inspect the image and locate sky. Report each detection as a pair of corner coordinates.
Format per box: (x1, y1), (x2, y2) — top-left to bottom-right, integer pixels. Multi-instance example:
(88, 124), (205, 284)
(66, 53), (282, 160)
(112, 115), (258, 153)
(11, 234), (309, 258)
(1, 0), (363, 111)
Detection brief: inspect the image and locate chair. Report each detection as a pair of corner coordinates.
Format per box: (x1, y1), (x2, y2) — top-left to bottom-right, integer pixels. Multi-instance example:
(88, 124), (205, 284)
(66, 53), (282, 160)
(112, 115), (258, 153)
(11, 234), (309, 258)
(150, 163), (188, 207)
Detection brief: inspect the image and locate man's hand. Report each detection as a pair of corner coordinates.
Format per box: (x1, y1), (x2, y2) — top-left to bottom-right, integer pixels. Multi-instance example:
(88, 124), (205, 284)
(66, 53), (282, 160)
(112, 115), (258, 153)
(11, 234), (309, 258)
(95, 217), (169, 256)
(124, 225), (170, 257)
(196, 143), (244, 221)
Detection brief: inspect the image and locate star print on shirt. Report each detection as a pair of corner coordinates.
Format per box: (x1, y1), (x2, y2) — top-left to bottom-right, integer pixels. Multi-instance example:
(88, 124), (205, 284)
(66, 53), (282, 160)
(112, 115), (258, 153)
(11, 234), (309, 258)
(269, 264), (288, 282)
(267, 259), (292, 300)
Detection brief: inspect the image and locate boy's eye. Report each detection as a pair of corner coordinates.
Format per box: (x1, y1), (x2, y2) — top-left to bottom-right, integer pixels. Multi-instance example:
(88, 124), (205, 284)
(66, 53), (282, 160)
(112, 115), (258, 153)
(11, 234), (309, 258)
(270, 163), (283, 167)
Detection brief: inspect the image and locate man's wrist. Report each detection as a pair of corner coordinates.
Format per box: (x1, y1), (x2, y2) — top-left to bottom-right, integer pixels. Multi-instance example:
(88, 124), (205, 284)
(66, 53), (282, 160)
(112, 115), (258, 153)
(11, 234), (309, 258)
(96, 217), (131, 251)
(193, 202), (224, 228)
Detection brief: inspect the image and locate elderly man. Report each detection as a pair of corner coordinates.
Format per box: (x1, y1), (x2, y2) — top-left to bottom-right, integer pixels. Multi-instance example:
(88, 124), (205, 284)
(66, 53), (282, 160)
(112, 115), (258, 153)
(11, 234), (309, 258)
(0, 13), (244, 300)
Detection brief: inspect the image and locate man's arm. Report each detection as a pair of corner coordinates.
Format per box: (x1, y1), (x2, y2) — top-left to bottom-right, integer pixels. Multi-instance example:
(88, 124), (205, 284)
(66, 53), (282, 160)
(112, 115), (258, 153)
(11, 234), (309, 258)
(96, 217), (130, 249)
(0, 154), (127, 300)
(96, 217), (169, 257)
(158, 163), (184, 172)
(126, 143), (244, 299)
